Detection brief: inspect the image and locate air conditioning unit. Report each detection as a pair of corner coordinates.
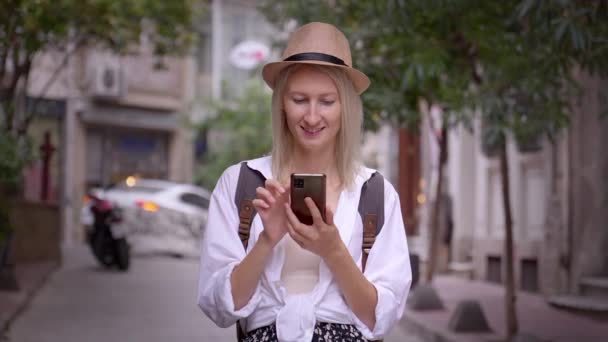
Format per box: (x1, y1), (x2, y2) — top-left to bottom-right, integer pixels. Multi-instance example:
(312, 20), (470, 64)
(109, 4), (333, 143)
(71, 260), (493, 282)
(91, 63), (126, 99)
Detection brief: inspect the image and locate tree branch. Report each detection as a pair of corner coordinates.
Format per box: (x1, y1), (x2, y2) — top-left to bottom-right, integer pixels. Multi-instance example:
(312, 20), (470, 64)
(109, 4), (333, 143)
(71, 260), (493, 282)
(15, 57), (32, 132)
(426, 105), (442, 146)
(17, 37), (83, 137)
(4, 38), (24, 132)
(0, 10), (17, 87)
(0, 39), (11, 87)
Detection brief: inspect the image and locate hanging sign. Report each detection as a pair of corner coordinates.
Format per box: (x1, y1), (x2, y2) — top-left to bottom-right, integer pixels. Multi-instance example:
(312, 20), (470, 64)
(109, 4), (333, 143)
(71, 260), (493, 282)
(229, 41), (270, 70)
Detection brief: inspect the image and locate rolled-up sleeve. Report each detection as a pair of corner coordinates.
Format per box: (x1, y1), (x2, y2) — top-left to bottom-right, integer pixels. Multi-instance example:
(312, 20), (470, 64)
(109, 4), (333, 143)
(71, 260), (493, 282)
(351, 181), (412, 340)
(197, 165), (263, 327)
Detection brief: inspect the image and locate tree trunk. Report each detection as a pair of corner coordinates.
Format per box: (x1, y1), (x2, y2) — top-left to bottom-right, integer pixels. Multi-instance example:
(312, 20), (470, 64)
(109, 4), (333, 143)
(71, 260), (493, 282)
(499, 142), (518, 340)
(0, 183), (16, 265)
(425, 129), (448, 282)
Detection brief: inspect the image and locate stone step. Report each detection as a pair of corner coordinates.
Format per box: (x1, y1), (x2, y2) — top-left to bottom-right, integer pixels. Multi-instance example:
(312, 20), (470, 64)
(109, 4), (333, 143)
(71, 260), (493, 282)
(447, 261), (474, 280)
(580, 277), (608, 299)
(548, 295), (608, 315)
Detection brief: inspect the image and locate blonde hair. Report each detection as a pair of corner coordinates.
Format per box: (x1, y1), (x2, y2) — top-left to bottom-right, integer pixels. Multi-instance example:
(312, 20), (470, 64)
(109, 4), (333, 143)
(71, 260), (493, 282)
(270, 64), (362, 188)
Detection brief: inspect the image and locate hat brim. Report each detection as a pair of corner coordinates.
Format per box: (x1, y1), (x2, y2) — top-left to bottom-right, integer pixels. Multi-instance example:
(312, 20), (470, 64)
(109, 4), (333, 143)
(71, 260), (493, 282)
(262, 60), (370, 95)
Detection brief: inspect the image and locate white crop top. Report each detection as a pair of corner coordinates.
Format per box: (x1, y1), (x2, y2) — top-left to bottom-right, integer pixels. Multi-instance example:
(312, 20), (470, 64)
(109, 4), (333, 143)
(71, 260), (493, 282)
(280, 235), (321, 295)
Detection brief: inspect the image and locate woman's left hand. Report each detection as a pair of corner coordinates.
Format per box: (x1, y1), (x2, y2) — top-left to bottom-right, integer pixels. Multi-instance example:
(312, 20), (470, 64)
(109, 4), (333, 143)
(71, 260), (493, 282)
(284, 197), (344, 260)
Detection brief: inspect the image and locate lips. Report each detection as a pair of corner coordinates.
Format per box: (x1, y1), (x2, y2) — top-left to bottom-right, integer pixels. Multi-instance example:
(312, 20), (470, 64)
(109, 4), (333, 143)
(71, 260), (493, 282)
(301, 126), (325, 137)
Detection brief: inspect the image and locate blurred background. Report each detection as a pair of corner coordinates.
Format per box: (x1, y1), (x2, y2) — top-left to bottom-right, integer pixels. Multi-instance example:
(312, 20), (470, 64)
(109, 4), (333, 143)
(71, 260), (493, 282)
(1, 1), (607, 341)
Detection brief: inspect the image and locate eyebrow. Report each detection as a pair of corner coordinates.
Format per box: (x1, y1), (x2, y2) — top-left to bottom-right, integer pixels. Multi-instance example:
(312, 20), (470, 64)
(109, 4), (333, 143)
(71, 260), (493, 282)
(286, 91), (338, 97)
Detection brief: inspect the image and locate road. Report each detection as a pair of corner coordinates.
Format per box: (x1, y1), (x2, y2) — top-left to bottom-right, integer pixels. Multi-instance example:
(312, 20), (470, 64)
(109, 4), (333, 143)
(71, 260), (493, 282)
(7, 244), (423, 342)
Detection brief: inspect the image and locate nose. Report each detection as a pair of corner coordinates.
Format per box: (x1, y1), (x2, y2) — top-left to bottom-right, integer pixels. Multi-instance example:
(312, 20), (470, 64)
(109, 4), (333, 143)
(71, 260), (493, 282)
(303, 103), (321, 125)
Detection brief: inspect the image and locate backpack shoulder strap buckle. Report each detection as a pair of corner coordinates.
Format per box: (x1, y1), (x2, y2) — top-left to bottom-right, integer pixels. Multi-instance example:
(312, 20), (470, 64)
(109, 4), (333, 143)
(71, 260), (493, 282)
(238, 199), (256, 249)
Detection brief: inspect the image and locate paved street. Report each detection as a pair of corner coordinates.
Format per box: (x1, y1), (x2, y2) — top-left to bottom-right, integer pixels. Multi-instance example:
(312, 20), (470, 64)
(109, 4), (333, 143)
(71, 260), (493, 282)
(7, 244), (423, 342)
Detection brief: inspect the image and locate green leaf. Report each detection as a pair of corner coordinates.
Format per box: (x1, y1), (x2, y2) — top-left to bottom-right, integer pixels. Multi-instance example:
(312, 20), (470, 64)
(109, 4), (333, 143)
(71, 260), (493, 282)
(194, 81), (272, 189)
(258, 0), (608, 145)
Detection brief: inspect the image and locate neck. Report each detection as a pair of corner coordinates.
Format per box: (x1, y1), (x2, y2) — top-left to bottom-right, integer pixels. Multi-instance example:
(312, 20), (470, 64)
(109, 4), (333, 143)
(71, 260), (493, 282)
(287, 146), (341, 188)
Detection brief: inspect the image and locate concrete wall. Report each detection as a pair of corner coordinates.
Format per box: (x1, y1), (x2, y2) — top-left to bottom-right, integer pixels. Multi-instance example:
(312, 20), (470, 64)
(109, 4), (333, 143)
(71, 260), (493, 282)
(72, 105), (88, 243)
(568, 72), (608, 290)
(10, 201), (62, 264)
(439, 113), (549, 292)
(361, 125), (400, 185)
(169, 127), (195, 183)
(471, 135), (547, 291)
(447, 125), (477, 263)
(463, 72), (608, 296)
(82, 49), (195, 111)
(27, 50), (73, 100)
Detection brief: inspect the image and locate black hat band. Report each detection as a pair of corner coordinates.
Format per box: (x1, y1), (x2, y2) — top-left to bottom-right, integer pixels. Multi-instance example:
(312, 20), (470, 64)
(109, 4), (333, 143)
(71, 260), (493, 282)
(283, 52), (347, 67)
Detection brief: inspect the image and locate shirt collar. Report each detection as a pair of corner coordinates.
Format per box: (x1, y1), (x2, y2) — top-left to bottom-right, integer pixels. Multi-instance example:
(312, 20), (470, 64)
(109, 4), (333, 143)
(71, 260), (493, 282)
(245, 155), (378, 186)
(245, 155), (273, 179)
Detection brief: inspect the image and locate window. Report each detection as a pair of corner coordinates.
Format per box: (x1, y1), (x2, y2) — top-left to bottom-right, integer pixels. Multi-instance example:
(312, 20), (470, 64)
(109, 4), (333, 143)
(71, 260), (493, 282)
(521, 258), (539, 293)
(180, 193), (210, 209)
(487, 256), (502, 284)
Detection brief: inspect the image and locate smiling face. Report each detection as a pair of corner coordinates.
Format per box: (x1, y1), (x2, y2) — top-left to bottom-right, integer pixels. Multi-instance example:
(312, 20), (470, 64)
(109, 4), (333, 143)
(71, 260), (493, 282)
(283, 66), (341, 154)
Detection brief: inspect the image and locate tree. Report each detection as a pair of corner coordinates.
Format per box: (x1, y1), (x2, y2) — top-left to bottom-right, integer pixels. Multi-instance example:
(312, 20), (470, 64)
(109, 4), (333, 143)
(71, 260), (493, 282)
(195, 80), (273, 190)
(0, 0), (199, 180)
(1, 0), (199, 135)
(0, 0), (201, 251)
(259, 0), (608, 340)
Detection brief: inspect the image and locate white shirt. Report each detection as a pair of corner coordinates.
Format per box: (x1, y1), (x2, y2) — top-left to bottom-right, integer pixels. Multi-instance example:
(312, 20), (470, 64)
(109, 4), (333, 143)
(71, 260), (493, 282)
(197, 156), (412, 341)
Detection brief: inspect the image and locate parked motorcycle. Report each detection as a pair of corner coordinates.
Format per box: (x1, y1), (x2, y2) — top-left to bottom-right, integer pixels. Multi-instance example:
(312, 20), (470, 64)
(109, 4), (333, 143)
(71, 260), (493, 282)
(86, 193), (130, 271)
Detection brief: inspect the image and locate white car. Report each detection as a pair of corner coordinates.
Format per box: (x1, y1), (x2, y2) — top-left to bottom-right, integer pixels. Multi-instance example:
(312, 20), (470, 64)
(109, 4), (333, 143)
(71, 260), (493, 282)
(82, 177), (211, 258)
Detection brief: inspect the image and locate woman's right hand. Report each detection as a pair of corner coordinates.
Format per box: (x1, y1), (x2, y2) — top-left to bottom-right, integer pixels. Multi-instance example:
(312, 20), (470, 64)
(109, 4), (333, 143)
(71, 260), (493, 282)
(252, 179), (290, 247)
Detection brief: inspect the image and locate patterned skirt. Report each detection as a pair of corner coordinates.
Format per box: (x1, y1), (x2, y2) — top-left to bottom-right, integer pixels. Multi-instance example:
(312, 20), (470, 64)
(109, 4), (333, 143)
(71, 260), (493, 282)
(243, 321), (369, 342)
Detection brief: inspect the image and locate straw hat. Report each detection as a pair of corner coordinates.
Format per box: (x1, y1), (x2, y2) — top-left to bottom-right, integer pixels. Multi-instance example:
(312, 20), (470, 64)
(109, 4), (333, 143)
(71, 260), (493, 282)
(262, 22), (370, 94)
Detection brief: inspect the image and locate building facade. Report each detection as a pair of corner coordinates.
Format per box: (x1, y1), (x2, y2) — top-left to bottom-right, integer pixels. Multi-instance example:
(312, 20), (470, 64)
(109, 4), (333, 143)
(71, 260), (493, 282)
(26, 45), (196, 246)
(542, 71), (608, 309)
(410, 71), (608, 306)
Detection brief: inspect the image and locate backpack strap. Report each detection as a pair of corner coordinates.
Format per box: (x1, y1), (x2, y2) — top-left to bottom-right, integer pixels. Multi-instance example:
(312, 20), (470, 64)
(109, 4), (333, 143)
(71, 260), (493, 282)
(358, 172), (384, 273)
(234, 162), (266, 341)
(234, 162), (266, 250)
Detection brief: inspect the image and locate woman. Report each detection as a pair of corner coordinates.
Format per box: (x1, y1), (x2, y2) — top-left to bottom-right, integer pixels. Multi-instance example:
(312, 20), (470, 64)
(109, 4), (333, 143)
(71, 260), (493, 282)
(198, 22), (411, 342)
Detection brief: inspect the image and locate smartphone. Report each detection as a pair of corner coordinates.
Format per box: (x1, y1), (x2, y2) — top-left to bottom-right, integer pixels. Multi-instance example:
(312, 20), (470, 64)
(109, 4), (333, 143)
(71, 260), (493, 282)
(290, 173), (326, 225)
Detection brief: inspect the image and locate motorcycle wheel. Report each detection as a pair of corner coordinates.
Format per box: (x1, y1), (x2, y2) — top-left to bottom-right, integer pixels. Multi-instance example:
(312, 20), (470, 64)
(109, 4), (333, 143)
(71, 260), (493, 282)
(91, 231), (114, 268)
(115, 238), (130, 271)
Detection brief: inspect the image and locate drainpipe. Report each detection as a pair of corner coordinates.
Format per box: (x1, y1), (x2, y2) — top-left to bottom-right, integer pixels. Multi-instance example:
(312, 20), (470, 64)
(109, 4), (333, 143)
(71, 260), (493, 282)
(211, 0), (223, 100)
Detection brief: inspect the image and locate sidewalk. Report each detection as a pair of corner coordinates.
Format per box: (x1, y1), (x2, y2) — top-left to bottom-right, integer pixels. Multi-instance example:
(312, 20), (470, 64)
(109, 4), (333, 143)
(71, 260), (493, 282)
(0, 261), (59, 337)
(400, 275), (608, 342)
(3, 245), (426, 342)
